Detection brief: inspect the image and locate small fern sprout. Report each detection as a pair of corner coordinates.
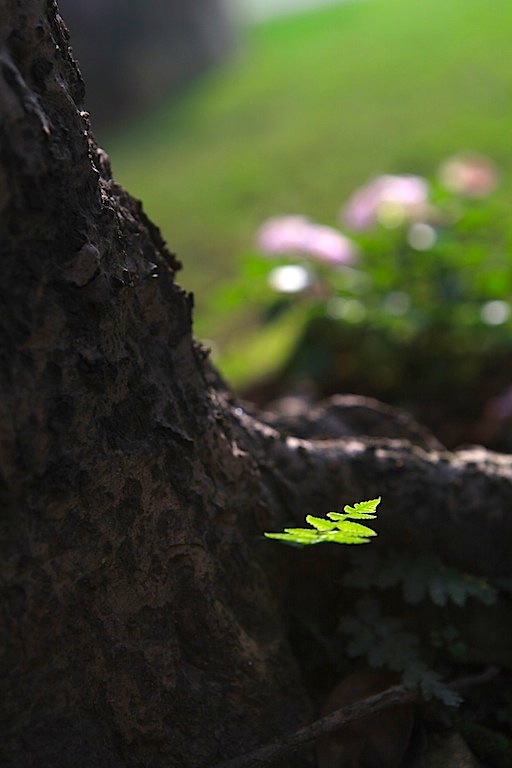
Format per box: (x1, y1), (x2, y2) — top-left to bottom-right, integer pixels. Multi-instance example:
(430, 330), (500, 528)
(264, 498), (380, 546)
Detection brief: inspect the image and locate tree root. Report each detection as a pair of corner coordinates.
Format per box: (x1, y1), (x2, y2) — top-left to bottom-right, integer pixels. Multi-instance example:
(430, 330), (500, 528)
(212, 667), (500, 768)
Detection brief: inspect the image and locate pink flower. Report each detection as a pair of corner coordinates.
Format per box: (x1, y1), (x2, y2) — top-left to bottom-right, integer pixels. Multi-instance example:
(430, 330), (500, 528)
(487, 386), (512, 420)
(342, 175), (429, 231)
(257, 215), (311, 254)
(256, 215), (357, 265)
(438, 153), (498, 198)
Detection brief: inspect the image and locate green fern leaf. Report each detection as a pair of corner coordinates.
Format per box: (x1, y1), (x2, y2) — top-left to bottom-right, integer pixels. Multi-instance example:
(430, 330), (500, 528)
(264, 499), (380, 546)
(305, 515), (338, 531)
(343, 498), (381, 518)
(403, 666), (462, 707)
(326, 512), (349, 522)
(264, 528), (321, 543)
(326, 532), (372, 545)
(334, 520), (378, 538)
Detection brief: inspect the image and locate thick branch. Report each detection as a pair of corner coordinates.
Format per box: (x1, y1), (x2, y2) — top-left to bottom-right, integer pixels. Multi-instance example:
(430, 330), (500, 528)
(231, 398), (512, 579)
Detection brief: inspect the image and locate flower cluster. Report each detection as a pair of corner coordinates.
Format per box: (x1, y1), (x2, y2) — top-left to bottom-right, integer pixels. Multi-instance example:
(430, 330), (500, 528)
(255, 153), (500, 299)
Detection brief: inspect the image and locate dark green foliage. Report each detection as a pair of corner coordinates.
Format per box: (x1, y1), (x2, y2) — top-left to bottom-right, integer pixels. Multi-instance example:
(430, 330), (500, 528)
(339, 549), (498, 706)
(342, 548), (498, 607)
(339, 597), (462, 707)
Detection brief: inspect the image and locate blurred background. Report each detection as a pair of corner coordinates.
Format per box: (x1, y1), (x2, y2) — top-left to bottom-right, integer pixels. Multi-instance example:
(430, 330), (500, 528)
(59, 0), (512, 449)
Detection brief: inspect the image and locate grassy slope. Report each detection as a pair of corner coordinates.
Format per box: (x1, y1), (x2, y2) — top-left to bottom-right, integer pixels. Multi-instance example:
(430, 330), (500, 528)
(107, 0), (512, 342)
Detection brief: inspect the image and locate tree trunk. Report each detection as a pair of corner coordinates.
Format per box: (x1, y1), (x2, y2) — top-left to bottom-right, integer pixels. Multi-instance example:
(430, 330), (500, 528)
(1, 3), (511, 767)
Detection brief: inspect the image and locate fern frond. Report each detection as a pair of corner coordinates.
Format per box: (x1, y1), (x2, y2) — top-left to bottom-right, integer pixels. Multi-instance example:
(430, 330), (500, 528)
(343, 498), (381, 518)
(264, 498), (380, 546)
(343, 549), (498, 607)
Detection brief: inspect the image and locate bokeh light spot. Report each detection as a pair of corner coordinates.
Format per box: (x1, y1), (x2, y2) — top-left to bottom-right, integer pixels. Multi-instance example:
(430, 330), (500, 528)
(480, 300), (510, 325)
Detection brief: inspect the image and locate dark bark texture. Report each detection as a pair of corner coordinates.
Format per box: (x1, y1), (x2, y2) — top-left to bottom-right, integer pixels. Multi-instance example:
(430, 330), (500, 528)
(1, 3), (512, 768)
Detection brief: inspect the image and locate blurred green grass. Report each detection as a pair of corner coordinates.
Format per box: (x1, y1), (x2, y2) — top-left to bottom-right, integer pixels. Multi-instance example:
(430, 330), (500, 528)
(107, 0), (512, 357)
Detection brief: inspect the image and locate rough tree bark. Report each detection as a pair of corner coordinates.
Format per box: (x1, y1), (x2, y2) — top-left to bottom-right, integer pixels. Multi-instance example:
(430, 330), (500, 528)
(1, 3), (511, 768)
